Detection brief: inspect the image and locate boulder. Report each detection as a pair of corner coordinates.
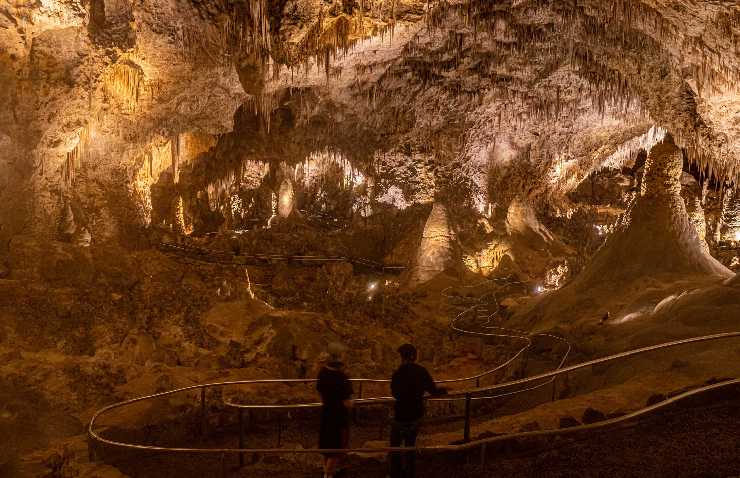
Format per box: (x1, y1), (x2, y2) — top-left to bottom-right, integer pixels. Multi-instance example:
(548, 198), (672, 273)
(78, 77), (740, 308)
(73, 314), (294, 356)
(581, 407), (606, 424)
(558, 416), (580, 428)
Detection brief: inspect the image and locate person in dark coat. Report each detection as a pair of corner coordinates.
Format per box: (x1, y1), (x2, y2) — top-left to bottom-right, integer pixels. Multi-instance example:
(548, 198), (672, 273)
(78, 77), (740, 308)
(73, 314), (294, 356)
(389, 343), (447, 478)
(317, 342), (353, 478)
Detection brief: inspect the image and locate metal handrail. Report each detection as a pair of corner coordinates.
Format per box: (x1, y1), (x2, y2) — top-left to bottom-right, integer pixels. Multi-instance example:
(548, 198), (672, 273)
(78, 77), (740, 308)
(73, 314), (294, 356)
(89, 377), (740, 455)
(89, 333), (740, 457)
(442, 279), (572, 399)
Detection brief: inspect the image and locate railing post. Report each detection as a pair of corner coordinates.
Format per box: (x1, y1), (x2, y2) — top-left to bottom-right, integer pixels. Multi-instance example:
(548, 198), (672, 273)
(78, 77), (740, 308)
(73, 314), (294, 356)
(87, 434), (97, 463)
(475, 377), (480, 388)
(201, 387), (207, 437)
(277, 414), (283, 447)
(379, 408), (388, 440)
(463, 393), (472, 443)
(238, 408), (245, 467)
(551, 375), (558, 402)
(480, 443), (487, 465)
(354, 382), (363, 424)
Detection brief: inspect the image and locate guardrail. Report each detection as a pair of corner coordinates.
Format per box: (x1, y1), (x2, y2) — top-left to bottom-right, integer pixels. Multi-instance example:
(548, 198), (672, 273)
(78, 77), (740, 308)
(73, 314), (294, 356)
(88, 332), (740, 474)
(443, 279), (571, 398)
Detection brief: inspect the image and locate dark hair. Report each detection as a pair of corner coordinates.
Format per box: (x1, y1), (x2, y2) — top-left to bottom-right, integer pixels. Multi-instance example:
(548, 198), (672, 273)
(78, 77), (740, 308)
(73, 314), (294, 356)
(398, 343), (417, 361)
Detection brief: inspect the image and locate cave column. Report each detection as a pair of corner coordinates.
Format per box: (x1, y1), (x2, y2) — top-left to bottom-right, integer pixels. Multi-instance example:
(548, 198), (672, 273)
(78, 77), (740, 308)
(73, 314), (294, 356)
(409, 202), (454, 286)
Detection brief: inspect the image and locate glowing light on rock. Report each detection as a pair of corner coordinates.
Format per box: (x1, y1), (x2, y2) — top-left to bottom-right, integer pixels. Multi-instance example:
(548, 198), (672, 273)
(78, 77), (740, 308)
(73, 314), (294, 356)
(267, 192), (278, 228)
(601, 126), (667, 170)
(230, 194), (244, 218)
(173, 196), (190, 235)
(546, 155), (580, 191)
(277, 179), (294, 218)
(544, 262), (569, 289)
(463, 240), (512, 276)
(377, 185), (410, 210)
(298, 150), (366, 189)
(612, 311), (644, 324)
(735, 231), (740, 241)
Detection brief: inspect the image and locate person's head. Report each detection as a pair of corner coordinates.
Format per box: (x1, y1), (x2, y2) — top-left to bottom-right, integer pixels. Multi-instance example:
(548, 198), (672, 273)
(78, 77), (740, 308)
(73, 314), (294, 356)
(398, 343), (417, 363)
(327, 342), (347, 364)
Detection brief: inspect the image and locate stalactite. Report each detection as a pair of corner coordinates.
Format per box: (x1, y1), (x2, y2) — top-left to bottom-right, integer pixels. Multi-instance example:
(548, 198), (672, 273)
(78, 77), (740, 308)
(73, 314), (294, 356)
(61, 126), (91, 190)
(183, 0), (271, 65)
(104, 60), (143, 112)
(246, 93), (277, 132)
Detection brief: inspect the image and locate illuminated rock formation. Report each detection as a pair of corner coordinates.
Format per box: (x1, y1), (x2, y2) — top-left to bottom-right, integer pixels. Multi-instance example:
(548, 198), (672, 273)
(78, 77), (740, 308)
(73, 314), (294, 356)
(277, 178), (295, 218)
(506, 198), (555, 244)
(410, 203), (454, 285)
(719, 189), (740, 243)
(575, 136), (732, 286)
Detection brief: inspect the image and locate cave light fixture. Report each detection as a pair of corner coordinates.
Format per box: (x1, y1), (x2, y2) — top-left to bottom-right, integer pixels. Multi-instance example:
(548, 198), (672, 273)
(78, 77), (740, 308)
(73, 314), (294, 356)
(734, 230), (740, 242)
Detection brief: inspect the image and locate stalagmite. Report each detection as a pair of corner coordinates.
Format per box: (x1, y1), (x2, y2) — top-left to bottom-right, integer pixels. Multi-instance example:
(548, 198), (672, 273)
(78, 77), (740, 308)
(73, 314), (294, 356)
(409, 203), (454, 285)
(571, 135), (732, 287)
(686, 195), (710, 253)
(173, 196), (187, 234)
(719, 188), (740, 242)
(59, 203), (77, 237)
(277, 178), (295, 218)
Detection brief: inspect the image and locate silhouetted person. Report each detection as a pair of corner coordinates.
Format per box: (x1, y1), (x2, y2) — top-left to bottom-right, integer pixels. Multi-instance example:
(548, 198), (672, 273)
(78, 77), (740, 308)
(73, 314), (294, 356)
(389, 344), (447, 478)
(317, 342), (353, 478)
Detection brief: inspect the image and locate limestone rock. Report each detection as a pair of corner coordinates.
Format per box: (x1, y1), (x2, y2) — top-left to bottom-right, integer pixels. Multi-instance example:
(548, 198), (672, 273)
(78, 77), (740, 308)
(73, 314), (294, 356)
(409, 203), (454, 286)
(581, 407), (607, 424)
(558, 416), (580, 429)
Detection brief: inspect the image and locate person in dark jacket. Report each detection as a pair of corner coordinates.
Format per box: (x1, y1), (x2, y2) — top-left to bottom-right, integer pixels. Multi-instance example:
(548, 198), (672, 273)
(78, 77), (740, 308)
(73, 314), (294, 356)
(317, 342), (353, 478)
(389, 343), (447, 478)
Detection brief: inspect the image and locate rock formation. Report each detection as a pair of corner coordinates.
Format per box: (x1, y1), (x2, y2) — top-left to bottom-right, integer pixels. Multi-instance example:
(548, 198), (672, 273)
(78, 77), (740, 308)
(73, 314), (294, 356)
(410, 202), (454, 285)
(575, 136), (732, 285)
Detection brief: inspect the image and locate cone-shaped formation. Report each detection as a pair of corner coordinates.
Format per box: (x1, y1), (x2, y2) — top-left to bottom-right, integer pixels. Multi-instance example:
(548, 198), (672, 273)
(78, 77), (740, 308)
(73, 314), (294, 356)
(410, 203), (453, 286)
(575, 136), (731, 287)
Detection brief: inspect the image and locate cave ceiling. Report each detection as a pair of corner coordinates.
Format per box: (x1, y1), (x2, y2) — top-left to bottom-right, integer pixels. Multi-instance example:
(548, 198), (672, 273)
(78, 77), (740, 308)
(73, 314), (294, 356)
(1, 0), (739, 235)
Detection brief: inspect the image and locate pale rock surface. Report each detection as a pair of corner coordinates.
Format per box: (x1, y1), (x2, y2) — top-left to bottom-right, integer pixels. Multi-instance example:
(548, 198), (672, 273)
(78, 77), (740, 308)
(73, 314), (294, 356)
(410, 202), (454, 285)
